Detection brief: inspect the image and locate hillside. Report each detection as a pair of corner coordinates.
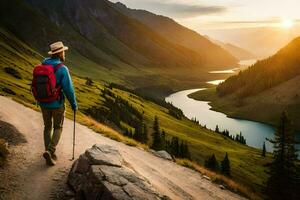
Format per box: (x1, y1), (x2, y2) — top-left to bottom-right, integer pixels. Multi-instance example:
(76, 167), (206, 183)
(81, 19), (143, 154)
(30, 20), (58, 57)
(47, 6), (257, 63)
(204, 35), (255, 60)
(189, 37), (300, 129)
(113, 2), (237, 67)
(217, 37), (300, 98)
(0, 26), (273, 198)
(219, 43), (255, 60)
(0, 0), (237, 93)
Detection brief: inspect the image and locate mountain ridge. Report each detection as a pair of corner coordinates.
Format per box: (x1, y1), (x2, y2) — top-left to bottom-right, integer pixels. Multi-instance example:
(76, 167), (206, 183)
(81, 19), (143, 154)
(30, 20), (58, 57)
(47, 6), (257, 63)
(217, 36), (300, 97)
(204, 35), (255, 60)
(113, 1), (237, 67)
(0, 0), (237, 91)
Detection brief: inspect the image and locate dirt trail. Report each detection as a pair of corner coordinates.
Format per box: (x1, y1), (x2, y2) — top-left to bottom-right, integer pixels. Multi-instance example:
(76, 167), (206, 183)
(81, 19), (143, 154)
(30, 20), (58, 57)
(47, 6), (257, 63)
(0, 96), (245, 200)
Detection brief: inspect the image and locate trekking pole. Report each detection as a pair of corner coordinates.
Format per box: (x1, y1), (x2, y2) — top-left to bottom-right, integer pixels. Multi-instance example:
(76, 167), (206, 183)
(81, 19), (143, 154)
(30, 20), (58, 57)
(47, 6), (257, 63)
(71, 110), (76, 161)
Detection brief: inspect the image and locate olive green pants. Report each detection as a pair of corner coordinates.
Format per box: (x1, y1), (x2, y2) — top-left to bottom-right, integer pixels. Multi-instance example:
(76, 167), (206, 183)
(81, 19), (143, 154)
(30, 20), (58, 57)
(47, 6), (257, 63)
(41, 106), (65, 154)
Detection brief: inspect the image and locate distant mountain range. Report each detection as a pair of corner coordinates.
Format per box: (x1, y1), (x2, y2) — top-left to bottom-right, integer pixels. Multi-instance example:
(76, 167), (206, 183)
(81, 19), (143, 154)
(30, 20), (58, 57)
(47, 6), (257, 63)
(0, 0), (238, 91)
(204, 26), (300, 59)
(204, 35), (255, 60)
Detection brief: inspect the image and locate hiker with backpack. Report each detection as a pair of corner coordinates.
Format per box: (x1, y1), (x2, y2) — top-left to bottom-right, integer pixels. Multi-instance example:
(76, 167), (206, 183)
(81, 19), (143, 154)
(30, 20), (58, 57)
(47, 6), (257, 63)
(32, 41), (77, 166)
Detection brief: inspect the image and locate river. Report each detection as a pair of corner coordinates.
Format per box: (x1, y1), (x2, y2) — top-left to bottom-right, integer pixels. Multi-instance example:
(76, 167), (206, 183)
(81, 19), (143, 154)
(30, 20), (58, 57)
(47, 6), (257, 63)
(165, 60), (300, 154)
(165, 89), (276, 152)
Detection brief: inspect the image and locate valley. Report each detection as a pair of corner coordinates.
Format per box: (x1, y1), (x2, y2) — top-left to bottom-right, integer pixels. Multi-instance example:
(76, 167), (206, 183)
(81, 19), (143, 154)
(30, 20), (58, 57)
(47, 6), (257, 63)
(189, 37), (300, 131)
(1, 0), (300, 199)
(0, 21), (272, 198)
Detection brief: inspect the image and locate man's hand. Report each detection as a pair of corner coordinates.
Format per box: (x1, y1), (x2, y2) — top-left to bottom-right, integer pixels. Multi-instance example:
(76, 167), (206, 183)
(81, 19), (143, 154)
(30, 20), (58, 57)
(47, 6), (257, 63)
(71, 104), (78, 111)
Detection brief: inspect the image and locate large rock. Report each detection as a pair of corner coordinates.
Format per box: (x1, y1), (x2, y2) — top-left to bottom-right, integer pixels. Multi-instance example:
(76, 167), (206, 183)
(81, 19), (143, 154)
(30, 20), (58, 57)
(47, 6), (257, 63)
(85, 144), (123, 167)
(150, 150), (174, 161)
(68, 144), (167, 200)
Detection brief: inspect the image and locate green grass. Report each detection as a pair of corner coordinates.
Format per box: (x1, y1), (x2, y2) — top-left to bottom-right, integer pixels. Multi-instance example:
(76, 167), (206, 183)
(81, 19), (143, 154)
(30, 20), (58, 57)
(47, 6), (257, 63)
(0, 26), (272, 199)
(109, 87), (272, 195)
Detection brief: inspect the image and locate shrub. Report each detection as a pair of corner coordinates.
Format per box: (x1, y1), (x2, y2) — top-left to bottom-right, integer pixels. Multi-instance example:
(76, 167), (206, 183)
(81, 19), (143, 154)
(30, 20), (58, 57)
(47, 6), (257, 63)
(1, 87), (16, 95)
(205, 154), (220, 172)
(4, 67), (22, 79)
(0, 138), (9, 167)
(176, 159), (259, 199)
(85, 77), (93, 86)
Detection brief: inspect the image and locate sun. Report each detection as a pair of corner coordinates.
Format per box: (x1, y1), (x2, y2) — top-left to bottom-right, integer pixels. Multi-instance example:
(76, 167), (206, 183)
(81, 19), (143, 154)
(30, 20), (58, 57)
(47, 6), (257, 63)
(281, 19), (294, 29)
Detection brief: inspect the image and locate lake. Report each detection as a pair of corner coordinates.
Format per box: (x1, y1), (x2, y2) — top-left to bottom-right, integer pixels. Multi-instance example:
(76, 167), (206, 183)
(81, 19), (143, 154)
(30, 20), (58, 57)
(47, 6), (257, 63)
(166, 88), (300, 154)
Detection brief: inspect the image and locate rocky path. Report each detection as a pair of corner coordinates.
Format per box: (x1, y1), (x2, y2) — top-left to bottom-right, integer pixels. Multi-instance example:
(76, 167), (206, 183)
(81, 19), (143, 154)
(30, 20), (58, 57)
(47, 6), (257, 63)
(0, 96), (245, 200)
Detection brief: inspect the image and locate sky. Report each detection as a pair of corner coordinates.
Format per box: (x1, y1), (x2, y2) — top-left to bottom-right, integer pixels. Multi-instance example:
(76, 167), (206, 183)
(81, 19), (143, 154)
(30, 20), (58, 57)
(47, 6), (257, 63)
(111, 0), (300, 31)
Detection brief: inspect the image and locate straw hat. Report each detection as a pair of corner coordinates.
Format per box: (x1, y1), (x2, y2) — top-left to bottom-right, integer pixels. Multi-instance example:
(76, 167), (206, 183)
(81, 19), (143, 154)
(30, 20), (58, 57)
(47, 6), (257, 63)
(48, 41), (68, 55)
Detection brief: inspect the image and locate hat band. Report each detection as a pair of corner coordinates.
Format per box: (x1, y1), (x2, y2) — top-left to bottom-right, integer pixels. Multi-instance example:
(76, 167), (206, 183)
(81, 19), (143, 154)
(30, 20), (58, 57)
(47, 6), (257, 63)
(51, 46), (64, 53)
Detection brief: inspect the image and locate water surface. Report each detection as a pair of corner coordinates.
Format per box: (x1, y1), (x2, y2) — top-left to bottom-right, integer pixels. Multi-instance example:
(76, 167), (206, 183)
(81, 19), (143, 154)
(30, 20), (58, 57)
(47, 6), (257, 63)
(166, 88), (300, 153)
(209, 59), (257, 74)
(239, 59), (257, 66)
(206, 80), (225, 85)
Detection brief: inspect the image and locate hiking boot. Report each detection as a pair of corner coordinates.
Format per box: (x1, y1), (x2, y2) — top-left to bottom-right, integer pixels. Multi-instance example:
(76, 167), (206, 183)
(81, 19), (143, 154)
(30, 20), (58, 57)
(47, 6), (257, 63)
(43, 151), (56, 166)
(51, 152), (57, 161)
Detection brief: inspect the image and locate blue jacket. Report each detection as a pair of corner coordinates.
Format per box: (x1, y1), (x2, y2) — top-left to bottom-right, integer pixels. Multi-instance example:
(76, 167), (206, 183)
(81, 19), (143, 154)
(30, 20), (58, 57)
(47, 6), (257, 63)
(39, 58), (77, 110)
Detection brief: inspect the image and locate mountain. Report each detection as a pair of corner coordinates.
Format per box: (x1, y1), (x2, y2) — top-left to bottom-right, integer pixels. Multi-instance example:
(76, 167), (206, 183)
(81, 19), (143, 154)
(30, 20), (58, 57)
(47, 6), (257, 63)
(0, 0), (237, 92)
(113, 2), (237, 67)
(190, 37), (300, 129)
(217, 37), (300, 97)
(204, 26), (300, 59)
(204, 35), (255, 60)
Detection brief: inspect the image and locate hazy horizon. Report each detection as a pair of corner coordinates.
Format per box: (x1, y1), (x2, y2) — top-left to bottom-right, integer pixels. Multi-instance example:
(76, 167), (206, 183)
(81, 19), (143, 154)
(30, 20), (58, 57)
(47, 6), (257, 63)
(111, 0), (300, 30)
(112, 0), (300, 58)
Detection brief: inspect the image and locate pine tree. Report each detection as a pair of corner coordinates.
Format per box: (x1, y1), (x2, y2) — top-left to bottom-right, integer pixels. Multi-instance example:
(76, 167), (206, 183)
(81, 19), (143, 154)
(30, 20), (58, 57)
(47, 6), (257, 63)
(161, 130), (166, 150)
(262, 142), (266, 157)
(205, 154), (219, 172)
(151, 116), (163, 150)
(215, 125), (220, 133)
(179, 140), (185, 158)
(265, 111), (299, 200)
(141, 123), (149, 144)
(221, 153), (231, 176)
(170, 137), (179, 157)
(183, 142), (191, 160)
(133, 124), (142, 142)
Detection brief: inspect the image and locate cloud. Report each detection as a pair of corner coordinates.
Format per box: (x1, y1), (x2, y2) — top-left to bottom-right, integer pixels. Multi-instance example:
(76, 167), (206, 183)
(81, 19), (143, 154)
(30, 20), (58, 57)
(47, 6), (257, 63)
(221, 17), (282, 24)
(154, 2), (227, 18)
(215, 17), (300, 27)
(112, 0), (227, 18)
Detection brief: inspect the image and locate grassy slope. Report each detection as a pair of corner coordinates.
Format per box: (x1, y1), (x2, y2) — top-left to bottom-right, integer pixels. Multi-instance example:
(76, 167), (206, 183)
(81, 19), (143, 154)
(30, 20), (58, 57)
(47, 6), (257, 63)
(113, 88), (272, 190)
(0, 27), (272, 197)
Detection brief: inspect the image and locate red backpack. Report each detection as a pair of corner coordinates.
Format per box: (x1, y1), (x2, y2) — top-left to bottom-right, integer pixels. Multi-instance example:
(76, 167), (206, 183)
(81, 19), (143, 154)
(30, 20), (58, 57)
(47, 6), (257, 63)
(31, 63), (63, 103)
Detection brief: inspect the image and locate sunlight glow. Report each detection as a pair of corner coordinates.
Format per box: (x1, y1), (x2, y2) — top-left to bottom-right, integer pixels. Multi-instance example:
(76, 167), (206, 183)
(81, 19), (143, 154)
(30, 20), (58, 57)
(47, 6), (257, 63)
(281, 19), (294, 29)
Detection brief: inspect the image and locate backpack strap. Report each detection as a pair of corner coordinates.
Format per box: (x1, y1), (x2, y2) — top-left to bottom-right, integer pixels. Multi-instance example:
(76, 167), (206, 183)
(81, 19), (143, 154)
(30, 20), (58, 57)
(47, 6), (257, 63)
(54, 63), (64, 73)
(53, 63), (64, 98)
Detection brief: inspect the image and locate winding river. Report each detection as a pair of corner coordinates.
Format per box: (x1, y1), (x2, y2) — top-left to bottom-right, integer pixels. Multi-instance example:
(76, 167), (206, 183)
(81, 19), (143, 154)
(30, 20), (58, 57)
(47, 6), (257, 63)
(165, 89), (276, 152)
(165, 60), (300, 154)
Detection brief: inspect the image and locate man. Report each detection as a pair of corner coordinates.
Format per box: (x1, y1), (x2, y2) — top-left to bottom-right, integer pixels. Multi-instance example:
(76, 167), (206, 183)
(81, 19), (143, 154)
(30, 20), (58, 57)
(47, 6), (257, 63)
(39, 41), (77, 166)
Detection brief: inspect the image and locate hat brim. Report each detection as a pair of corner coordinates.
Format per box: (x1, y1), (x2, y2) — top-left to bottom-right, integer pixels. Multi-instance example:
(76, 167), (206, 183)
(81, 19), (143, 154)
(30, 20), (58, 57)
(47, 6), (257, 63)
(48, 46), (68, 55)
